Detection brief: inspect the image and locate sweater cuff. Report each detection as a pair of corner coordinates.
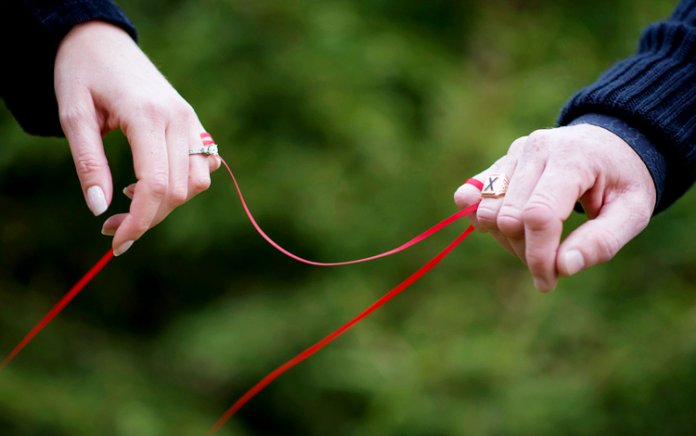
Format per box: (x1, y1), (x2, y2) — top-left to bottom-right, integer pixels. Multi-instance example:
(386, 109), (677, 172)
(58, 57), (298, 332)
(25, 0), (137, 44)
(567, 113), (665, 213)
(557, 4), (696, 213)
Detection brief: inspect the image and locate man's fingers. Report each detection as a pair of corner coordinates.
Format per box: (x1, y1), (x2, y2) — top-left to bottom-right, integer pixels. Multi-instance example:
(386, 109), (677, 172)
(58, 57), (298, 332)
(557, 194), (651, 276)
(58, 92), (113, 216)
(453, 180), (482, 210)
(476, 157), (516, 233)
(523, 174), (589, 291)
(497, 136), (544, 240)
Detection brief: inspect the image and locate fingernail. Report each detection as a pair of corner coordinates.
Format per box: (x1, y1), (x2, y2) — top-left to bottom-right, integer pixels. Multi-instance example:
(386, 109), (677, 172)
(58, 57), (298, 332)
(562, 250), (585, 276)
(87, 186), (108, 216)
(533, 277), (546, 291)
(455, 184), (478, 197)
(113, 240), (134, 256)
(101, 224), (115, 236)
(122, 187), (133, 200)
(453, 185), (480, 207)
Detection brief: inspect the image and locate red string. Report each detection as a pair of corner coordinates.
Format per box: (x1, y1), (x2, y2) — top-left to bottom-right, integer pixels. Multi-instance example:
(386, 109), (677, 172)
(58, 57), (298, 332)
(0, 249), (114, 370)
(220, 158), (479, 265)
(0, 153), (483, 435)
(207, 224), (476, 435)
(206, 162), (483, 432)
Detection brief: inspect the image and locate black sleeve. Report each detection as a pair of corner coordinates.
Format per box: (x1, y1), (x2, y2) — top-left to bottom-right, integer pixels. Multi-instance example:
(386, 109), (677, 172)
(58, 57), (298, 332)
(0, 1), (137, 137)
(558, 0), (696, 213)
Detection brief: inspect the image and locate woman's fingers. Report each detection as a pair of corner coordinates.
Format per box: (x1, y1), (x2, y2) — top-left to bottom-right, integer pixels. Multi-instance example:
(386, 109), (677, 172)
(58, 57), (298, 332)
(56, 21), (219, 256)
(111, 120), (169, 255)
(56, 89), (113, 217)
(101, 213), (127, 236)
(188, 125), (214, 198)
(107, 128), (219, 240)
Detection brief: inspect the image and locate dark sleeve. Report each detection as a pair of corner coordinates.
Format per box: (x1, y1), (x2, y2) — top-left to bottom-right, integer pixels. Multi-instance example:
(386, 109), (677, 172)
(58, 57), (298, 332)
(568, 113), (667, 211)
(0, 1), (137, 137)
(558, 0), (696, 214)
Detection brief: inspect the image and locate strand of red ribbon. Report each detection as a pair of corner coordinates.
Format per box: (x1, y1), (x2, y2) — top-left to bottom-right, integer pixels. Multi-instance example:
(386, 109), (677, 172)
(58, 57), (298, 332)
(0, 249), (115, 370)
(206, 223), (476, 435)
(0, 154), (482, 435)
(219, 159), (478, 266)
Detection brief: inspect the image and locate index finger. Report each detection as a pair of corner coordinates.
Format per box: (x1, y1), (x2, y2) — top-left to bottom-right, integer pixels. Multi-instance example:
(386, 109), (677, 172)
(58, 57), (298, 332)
(111, 121), (169, 255)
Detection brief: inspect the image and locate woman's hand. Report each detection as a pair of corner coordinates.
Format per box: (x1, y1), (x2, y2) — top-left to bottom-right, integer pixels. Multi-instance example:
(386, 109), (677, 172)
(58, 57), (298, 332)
(54, 21), (220, 256)
(454, 124), (656, 291)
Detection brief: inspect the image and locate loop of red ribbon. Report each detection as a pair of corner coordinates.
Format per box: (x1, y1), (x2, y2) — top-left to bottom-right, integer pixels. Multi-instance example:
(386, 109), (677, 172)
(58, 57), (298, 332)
(1, 158), (482, 434)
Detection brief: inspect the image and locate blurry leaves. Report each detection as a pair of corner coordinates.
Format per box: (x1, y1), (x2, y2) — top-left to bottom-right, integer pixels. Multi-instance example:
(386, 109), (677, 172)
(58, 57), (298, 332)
(0, 0), (691, 434)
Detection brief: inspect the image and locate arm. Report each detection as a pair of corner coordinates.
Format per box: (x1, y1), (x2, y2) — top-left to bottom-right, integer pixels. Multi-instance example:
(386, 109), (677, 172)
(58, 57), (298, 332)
(0, 0), (137, 135)
(454, 0), (696, 291)
(1, 1), (219, 256)
(558, 0), (696, 212)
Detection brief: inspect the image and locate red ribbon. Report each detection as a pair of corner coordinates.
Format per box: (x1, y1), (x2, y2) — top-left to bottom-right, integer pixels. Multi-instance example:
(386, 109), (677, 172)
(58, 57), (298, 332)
(0, 249), (115, 370)
(1, 156), (482, 434)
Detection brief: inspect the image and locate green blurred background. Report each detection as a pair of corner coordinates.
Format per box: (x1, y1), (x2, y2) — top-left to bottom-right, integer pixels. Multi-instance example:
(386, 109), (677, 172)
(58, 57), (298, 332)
(1, 0), (694, 434)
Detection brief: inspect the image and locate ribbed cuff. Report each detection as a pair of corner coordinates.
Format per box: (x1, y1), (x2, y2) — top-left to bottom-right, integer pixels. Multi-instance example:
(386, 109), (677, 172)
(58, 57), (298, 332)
(568, 113), (665, 213)
(558, 2), (696, 213)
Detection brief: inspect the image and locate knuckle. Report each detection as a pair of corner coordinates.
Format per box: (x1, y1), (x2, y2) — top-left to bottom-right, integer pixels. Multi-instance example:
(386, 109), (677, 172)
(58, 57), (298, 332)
(169, 185), (188, 206)
(191, 176), (211, 193)
(142, 174), (168, 198)
(521, 199), (557, 231)
(497, 208), (524, 238)
(507, 136), (528, 155)
(136, 100), (170, 124)
(629, 207), (651, 231)
(524, 129), (551, 154)
(476, 203), (499, 231)
(59, 105), (90, 128)
(74, 155), (105, 177)
(174, 102), (196, 121)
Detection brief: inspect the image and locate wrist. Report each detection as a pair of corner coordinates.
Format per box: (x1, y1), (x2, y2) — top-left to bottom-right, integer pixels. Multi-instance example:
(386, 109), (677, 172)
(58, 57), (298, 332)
(568, 114), (664, 213)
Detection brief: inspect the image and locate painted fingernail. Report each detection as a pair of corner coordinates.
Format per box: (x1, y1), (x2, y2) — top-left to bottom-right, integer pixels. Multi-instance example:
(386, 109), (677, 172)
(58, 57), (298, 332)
(114, 240), (134, 256)
(562, 250), (585, 276)
(101, 224), (115, 236)
(87, 186), (108, 216)
(122, 187), (133, 200)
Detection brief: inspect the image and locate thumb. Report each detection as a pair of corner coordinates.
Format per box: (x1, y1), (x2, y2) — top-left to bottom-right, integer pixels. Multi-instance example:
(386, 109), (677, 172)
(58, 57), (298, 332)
(556, 194), (651, 276)
(58, 93), (113, 216)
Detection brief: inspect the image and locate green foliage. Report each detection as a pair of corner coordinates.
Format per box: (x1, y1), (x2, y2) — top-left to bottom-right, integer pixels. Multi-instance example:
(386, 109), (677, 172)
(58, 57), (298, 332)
(0, 0), (689, 434)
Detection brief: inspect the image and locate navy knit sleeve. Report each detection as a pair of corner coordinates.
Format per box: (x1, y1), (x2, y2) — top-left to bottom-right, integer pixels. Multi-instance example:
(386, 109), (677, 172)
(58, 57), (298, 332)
(558, 0), (696, 213)
(568, 113), (667, 210)
(0, 1), (137, 137)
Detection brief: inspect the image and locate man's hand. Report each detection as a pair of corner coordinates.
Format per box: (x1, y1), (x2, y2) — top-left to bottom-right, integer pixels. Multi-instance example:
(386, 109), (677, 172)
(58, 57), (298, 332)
(453, 124), (656, 291)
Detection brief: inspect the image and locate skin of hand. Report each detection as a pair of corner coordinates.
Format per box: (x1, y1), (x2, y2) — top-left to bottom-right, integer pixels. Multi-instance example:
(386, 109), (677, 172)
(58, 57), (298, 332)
(453, 124), (656, 292)
(54, 21), (220, 256)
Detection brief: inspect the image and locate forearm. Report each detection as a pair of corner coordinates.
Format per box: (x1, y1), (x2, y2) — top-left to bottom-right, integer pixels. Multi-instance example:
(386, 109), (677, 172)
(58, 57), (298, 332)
(558, 0), (696, 213)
